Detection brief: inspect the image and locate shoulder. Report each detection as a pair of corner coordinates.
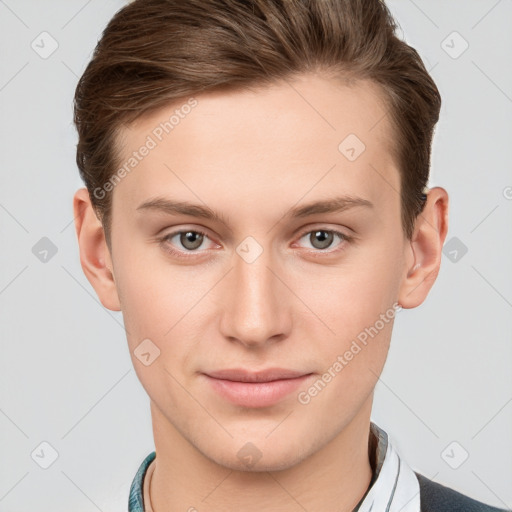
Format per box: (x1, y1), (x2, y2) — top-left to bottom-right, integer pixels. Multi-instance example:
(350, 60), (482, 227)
(415, 472), (509, 512)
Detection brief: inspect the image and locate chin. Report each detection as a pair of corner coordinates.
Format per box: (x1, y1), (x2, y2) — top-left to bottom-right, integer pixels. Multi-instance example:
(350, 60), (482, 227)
(206, 439), (311, 473)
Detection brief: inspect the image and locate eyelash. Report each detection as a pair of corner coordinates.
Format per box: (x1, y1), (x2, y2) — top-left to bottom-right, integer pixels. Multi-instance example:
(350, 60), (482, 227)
(159, 228), (353, 259)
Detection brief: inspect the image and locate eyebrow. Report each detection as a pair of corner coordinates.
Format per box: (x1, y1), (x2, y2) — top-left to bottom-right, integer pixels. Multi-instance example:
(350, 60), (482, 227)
(136, 195), (373, 228)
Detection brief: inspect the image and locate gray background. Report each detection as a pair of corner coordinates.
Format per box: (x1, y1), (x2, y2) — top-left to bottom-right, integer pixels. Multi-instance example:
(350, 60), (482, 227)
(0, 0), (511, 510)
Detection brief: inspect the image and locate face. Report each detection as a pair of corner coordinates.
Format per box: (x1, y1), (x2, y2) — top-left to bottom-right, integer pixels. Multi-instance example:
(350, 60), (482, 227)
(105, 73), (411, 470)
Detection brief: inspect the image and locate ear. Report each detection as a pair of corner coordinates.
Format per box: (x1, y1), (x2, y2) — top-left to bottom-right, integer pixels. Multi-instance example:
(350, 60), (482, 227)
(398, 186), (449, 309)
(73, 188), (121, 311)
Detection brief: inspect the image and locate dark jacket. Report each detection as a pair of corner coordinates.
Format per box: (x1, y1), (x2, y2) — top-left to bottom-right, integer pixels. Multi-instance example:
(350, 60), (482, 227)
(415, 472), (509, 512)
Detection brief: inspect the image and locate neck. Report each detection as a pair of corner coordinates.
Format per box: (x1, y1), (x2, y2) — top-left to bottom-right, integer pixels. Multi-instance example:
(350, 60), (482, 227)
(149, 398), (374, 512)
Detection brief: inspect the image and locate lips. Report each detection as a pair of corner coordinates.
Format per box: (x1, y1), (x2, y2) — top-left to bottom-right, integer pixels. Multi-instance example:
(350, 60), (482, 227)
(203, 368), (314, 407)
(205, 368), (310, 383)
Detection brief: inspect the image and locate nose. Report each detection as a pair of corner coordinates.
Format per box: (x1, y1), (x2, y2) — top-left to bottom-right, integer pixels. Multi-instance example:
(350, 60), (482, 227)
(219, 243), (292, 349)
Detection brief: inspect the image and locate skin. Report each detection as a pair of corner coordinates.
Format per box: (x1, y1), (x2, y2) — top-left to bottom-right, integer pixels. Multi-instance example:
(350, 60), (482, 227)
(73, 72), (448, 511)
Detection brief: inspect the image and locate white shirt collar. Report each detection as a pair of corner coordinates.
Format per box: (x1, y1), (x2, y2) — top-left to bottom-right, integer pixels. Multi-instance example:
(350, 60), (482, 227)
(356, 422), (420, 512)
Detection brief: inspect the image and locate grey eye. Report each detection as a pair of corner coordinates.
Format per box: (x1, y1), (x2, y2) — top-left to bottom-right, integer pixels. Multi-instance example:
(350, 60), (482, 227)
(179, 231), (204, 250)
(309, 230), (335, 250)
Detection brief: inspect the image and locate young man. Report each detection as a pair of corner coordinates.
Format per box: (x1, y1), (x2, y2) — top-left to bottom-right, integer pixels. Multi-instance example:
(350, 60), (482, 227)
(72, 0), (507, 511)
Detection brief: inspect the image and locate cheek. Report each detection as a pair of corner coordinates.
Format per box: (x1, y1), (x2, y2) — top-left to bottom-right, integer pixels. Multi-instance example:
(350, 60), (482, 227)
(297, 284), (396, 417)
(290, 239), (403, 384)
(113, 249), (215, 384)
(115, 258), (200, 403)
(297, 255), (401, 343)
(114, 245), (200, 337)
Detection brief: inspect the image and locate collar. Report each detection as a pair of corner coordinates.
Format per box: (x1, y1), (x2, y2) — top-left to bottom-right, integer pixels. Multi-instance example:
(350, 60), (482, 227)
(128, 450), (155, 512)
(355, 423), (420, 511)
(128, 422), (420, 512)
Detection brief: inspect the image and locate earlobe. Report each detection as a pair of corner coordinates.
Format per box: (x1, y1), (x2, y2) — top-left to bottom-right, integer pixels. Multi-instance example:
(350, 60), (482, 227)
(398, 187), (449, 309)
(73, 188), (121, 311)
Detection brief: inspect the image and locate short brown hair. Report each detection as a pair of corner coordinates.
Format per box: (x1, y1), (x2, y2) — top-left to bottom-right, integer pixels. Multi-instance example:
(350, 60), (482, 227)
(74, 0), (441, 246)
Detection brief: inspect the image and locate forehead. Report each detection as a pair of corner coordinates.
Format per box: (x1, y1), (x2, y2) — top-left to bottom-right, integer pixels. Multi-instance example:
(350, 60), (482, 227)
(113, 73), (400, 220)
